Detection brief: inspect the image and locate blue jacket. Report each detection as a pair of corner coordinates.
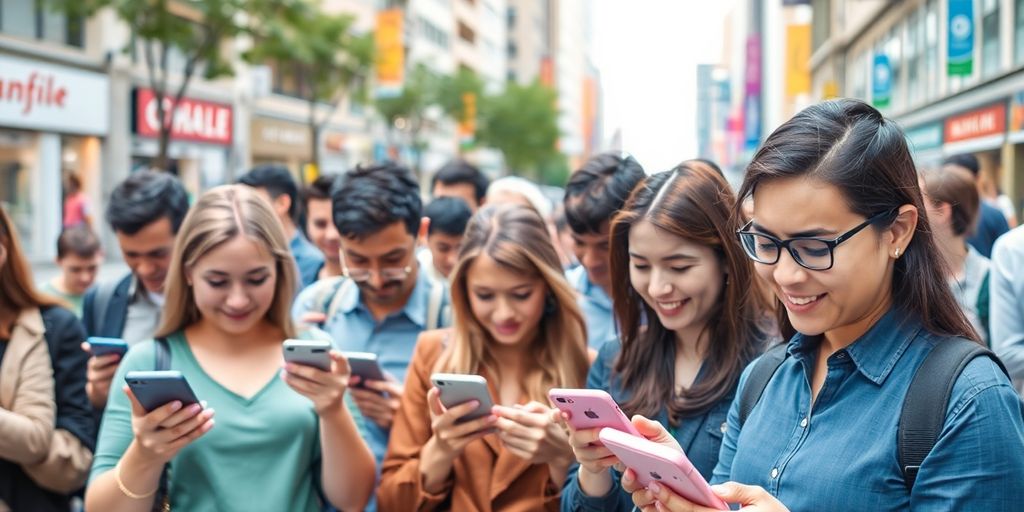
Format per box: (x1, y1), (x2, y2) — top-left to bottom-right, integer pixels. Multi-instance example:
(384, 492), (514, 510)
(81, 274), (133, 339)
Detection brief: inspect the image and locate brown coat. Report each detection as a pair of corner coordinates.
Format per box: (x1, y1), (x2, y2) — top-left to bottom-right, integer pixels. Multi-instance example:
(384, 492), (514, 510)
(377, 330), (562, 512)
(0, 308), (56, 464)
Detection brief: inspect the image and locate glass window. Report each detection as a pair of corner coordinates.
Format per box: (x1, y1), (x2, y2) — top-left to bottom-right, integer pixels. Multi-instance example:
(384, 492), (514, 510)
(906, 10), (921, 107)
(1, 0), (36, 39)
(925, 0), (939, 100)
(850, 51), (868, 101)
(887, 29), (903, 112)
(982, 0), (1001, 78)
(0, 129), (40, 258)
(1016, 0), (1024, 65)
(812, 0), (831, 50)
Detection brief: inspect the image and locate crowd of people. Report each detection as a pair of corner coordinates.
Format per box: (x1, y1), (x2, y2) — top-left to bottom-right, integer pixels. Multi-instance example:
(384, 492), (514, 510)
(2, 98), (1024, 512)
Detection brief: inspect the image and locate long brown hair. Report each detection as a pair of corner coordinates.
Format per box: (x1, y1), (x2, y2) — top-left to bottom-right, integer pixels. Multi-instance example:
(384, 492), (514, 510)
(0, 205), (61, 338)
(436, 204), (588, 402)
(609, 161), (767, 422)
(737, 99), (978, 343)
(155, 185), (297, 338)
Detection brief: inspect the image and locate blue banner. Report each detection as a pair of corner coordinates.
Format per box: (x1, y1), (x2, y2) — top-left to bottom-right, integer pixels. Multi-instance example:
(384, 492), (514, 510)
(948, 0), (974, 76)
(872, 54), (892, 108)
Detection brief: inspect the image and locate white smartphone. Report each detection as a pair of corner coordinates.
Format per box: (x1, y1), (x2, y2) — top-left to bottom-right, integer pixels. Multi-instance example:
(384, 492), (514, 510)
(430, 373), (494, 424)
(283, 339), (332, 371)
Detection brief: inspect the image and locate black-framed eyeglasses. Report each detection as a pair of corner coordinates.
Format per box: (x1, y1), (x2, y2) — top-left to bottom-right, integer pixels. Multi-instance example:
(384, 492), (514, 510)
(736, 208), (898, 271)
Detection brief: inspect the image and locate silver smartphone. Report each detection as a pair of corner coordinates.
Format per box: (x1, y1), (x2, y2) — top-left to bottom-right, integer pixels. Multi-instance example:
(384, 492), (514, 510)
(342, 351), (387, 387)
(125, 371), (201, 412)
(430, 373), (495, 424)
(283, 339), (332, 372)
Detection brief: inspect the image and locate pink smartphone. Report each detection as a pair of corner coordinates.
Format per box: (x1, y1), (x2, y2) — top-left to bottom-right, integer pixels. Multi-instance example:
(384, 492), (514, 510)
(548, 388), (641, 436)
(598, 427), (728, 510)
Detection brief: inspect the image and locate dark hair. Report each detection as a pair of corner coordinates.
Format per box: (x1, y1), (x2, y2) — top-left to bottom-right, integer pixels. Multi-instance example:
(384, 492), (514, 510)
(609, 161), (766, 421)
(564, 152), (646, 234)
(332, 162), (422, 239)
(302, 174), (340, 203)
(943, 153), (980, 177)
(237, 164), (300, 220)
(106, 170), (190, 235)
(738, 98), (978, 343)
(432, 160), (490, 204)
(56, 226), (101, 259)
(425, 197), (473, 237)
(690, 158), (725, 179)
(922, 166), (981, 237)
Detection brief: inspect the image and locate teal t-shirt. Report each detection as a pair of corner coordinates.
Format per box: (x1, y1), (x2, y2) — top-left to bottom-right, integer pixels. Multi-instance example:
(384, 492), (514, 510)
(91, 332), (322, 512)
(37, 281), (84, 317)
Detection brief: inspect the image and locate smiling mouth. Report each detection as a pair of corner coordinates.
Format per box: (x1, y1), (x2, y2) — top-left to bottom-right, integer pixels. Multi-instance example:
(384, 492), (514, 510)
(786, 294), (823, 305)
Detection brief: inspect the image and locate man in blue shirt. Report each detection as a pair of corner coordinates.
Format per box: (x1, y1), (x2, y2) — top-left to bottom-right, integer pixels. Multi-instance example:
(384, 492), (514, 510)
(238, 165), (324, 288)
(292, 162), (449, 469)
(945, 154), (1010, 257)
(562, 153), (645, 350)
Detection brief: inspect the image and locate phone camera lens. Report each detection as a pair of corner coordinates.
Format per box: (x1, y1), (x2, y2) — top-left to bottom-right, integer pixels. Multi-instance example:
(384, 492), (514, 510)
(567, 398), (574, 404)
(286, 347), (295, 351)
(438, 382), (446, 386)
(556, 397), (566, 403)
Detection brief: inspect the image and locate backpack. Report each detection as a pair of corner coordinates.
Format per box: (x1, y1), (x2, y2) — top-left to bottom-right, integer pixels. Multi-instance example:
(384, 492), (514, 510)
(736, 338), (1014, 490)
(310, 276), (450, 330)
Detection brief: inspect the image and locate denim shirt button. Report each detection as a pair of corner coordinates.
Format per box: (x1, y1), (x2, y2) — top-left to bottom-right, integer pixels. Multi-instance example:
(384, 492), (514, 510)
(770, 468), (779, 479)
(800, 417), (808, 428)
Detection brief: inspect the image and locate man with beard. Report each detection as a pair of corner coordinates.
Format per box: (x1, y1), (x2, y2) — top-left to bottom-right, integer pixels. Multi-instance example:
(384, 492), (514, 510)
(292, 162), (450, 474)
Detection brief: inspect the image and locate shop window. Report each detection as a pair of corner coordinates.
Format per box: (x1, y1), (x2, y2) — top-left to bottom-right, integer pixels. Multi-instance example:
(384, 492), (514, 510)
(982, 0), (1001, 78)
(0, 0), (83, 46)
(0, 130), (38, 254)
(925, 0), (939, 100)
(1016, 0), (1024, 66)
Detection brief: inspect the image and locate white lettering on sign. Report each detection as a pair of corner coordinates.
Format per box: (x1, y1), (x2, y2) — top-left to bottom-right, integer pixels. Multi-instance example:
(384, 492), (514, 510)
(135, 88), (233, 145)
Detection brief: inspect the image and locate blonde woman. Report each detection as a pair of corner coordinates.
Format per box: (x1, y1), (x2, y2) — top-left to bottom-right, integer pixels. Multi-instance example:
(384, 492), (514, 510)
(378, 204), (589, 511)
(86, 185), (374, 511)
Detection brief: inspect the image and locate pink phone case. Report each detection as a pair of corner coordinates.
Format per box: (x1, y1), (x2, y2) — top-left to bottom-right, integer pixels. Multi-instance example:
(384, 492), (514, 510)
(548, 388), (641, 436)
(598, 427), (729, 510)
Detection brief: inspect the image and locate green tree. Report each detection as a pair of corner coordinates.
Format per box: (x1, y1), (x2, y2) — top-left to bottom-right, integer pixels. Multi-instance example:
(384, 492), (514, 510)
(245, 1), (374, 178)
(374, 63), (441, 174)
(49, 0), (253, 170)
(435, 67), (484, 123)
(477, 81), (561, 177)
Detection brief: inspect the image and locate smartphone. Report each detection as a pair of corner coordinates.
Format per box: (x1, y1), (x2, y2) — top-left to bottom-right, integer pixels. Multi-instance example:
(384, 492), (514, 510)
(430, 373), (494, 424)
(283, 339), (332, 372)
(343, 351), (387, 387)
(548, 388), (641, 436)
(125, 371), (201, 413)
(87, 337), (128, 357)
(599, 428), (728, 510)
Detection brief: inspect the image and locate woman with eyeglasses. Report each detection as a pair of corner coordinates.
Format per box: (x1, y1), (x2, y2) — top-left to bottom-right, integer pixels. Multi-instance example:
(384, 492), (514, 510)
(618, 100), (1024, 512)
(560, 161), (769, 511)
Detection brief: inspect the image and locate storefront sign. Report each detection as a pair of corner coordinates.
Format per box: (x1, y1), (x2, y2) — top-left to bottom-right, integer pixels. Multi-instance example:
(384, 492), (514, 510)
(872, 54), (892, 109)
(904, 123), (943, 152)
(744, 35), (762, 151)
(785, 23), (811, 97)
(947, 0), (974, 76)
(134, 88), (233, 145)
(250, 116), (311, 159)
(375, 9), (404, 96)
(944, 103), (1006, 144)
(0, 54), (109, 135)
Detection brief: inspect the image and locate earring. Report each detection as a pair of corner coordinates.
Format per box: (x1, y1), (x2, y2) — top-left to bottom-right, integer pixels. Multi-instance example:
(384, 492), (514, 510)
(894, 247), (901, 258)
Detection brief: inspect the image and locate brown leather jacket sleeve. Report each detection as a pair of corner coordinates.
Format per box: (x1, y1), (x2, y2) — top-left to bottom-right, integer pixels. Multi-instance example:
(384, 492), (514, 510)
(377, 330), (450, 511)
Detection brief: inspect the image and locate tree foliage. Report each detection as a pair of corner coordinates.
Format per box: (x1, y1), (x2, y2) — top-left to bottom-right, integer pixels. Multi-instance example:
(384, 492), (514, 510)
(477, 81), (561, 175)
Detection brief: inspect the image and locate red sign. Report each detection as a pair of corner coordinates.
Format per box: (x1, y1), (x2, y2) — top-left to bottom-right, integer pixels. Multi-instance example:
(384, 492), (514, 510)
(944, 103), (1006, 143)
(135, 88), (232, 145)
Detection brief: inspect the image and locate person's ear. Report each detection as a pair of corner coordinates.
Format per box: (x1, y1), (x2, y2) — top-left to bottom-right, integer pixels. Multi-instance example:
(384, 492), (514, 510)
(418, 217), (431, 245)
(275, 194), (292, 220)
(888, 205), (918, 259)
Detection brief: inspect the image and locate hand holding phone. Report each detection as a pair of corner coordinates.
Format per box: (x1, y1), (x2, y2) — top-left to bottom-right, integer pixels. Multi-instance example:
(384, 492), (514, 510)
(601, 427), (728, 510)
(549, 388), (641, 436)
(123, 371), (214, 464)
(431, 373), (495, 423)
(86, 337), (129, 357)
(82, 338), (128, 409)
(422, 385), (498, 470)
(343, 351), (387, 388)
(283, 339), (332, 372)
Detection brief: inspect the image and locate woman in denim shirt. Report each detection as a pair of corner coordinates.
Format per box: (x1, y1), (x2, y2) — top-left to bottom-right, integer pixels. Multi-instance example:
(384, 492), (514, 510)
(561, 161), (768, 511)
(622, 100), (1024, 511)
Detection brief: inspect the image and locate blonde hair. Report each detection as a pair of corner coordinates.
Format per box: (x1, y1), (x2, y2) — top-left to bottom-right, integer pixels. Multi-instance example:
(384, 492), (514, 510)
(436, 204), (588, 402)
(156, 185), (297, 338)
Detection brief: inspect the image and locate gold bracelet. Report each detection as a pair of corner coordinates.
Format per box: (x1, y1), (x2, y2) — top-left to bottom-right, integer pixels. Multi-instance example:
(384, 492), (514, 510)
(115, 462), (159, 499)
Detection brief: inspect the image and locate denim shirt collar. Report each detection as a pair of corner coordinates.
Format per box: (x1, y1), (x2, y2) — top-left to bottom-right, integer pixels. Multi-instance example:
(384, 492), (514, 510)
(337, 266), (432, 327)
(787, 308), (922, 386)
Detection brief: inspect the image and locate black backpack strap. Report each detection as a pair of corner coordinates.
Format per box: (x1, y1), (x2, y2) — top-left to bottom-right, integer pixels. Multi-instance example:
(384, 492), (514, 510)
(898, 339), (1007, 490)
(154, 337), (171, 371)
(738, 343), (789, 427)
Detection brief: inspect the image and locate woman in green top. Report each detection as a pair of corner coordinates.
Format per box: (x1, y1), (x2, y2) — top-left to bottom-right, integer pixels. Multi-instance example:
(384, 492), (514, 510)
(86, 185), (375, 512)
